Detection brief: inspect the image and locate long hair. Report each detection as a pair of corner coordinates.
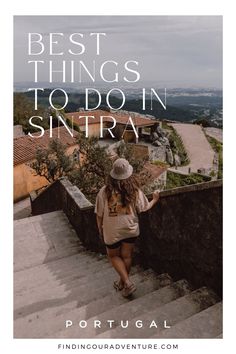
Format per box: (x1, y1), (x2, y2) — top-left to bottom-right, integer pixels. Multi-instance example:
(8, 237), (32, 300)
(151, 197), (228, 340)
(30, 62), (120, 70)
(105, 175), (140, 207)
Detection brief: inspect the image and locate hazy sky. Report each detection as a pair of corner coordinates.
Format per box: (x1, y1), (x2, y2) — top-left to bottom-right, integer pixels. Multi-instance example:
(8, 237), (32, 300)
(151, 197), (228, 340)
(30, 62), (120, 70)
(14, 16), (222, 88)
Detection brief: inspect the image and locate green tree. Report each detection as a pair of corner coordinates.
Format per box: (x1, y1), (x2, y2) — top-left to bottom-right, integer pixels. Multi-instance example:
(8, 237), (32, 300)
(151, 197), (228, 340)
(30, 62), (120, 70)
(30, 139), (74, 183)
(116, 140), (148, 174)
(69, 133), (113, 201)
(193, 118), (211, 127)
(14, 93), (49, 133)
(168, 127), (189, 165)
(69, 137), (149, 202)
(30, 132), (151, 202)
(206, 136), (223, 179)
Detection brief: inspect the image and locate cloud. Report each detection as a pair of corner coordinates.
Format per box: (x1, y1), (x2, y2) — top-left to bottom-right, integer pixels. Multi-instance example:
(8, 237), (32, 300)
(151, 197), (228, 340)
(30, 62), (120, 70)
(14, 16), (222, 88)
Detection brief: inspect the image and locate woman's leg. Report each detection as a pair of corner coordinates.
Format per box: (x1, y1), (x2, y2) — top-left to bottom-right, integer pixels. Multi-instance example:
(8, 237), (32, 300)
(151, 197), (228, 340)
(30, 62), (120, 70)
(106, 247), (129, 284)
(120, 242), (135, 274)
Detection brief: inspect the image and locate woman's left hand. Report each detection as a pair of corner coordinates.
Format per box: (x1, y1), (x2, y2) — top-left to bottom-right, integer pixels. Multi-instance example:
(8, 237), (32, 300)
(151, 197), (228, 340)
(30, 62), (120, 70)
(152, 190), (160, 202)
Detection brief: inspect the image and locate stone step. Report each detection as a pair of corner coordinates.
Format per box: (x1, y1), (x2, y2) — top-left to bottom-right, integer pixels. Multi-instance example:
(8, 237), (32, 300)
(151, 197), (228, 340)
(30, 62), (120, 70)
(14, 246), (89, 273)
(13, 210), (66, 225)
(14, 268), (157, 319)
(14, 259), (110, 297)
(33, 210), (74, 223)
(14, 210), (77, 241)
(97, 287), (220, 338)
(14, 260), (113, 310)
(15, 261), (140, 300)
(14, 232), (82, 253)
(14, 210), (89, 271)
(153, 302), (222, 338)
(54, 279), (191, 339)
(14, 272), (172, 337)
(14, 221), (78, 243)
(14, 252), (107, 287)
(14, 254), (108, 293)
(14, 244), (87, 272)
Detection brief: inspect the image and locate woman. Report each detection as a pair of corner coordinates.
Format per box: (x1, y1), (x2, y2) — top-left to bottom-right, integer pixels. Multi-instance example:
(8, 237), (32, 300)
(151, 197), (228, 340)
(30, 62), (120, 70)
(95, 158), (160, 297)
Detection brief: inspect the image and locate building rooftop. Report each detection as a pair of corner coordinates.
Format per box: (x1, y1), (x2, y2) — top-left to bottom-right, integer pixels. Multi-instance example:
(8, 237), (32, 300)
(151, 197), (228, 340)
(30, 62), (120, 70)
(66, 110), (156, 128)
(14, 125), (25, 138)
(14, 126), (78, 166)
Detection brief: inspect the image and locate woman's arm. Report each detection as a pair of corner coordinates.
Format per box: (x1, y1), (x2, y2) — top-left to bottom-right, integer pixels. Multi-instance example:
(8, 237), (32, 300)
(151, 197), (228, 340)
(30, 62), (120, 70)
(136, 189), (160, 213)
(146, 190), (160, 211)
(96, 215), (103, 239)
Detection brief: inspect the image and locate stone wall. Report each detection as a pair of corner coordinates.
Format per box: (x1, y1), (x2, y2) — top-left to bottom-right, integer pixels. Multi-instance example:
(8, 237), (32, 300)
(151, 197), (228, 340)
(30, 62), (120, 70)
(30, 178), (105, 254)
(30, 178), (222, 296)
(30, 179), (62, 215)
(137, 180), (222, 296)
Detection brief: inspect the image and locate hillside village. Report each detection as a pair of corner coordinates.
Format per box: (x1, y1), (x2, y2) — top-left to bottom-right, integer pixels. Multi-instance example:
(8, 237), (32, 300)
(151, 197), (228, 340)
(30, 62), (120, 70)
(14, 108), (222, 208)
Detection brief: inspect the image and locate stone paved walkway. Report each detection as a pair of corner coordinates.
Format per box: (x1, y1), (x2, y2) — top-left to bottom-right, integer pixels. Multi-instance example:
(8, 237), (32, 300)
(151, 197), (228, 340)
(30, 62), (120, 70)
(170, 123), (215, 174)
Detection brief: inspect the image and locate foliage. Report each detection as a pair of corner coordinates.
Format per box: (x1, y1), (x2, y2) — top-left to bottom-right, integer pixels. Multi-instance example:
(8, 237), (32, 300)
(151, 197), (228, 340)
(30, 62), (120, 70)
(118, 141), (151, 185)
(206, 136), (223, 179)
(14, 93), (50, 133)
(167, 127), (190, 166)
(66, 117), (81, 132)
(165, 171), (209, 190)
(69, 139), (149, 202)
(193, 118), (211, 127)
(116, 141), (148, 174)
(30, 127), (161, 203)
(30, 139), (74, 183)
(69, 133), (113, 202)
(161, 121), (172, 130)
(209, 170), (216, 177)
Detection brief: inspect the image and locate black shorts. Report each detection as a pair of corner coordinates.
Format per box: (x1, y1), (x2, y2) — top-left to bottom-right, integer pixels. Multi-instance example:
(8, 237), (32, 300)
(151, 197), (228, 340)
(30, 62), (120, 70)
(105, 237), (138, 249)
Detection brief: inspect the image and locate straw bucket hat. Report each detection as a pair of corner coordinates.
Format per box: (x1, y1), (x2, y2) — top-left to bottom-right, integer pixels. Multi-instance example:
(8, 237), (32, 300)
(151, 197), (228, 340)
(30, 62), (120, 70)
(110, 158), (133, 180)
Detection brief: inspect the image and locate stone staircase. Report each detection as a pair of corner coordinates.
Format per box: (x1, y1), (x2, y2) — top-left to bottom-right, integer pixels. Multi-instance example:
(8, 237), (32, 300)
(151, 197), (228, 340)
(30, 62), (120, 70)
(14, 210), (222, 339)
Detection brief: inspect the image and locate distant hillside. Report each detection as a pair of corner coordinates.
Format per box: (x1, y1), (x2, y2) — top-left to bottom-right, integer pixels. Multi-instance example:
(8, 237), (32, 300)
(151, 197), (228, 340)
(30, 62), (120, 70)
(19, 89), (222, 128)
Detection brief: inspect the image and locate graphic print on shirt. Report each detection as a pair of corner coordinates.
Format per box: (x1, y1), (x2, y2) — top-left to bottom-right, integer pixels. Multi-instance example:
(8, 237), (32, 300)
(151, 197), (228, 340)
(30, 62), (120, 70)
(108, 192), (132, 216)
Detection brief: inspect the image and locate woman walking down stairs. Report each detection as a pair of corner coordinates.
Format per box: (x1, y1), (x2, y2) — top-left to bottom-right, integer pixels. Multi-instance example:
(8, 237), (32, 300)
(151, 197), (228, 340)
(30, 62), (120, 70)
(14, 210), (222, 339)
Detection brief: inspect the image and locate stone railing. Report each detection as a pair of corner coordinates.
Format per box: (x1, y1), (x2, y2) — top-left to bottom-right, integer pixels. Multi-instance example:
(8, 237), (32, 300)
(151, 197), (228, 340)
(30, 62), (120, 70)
(30, 178), (222, 296)
(30, 178), (104, 253)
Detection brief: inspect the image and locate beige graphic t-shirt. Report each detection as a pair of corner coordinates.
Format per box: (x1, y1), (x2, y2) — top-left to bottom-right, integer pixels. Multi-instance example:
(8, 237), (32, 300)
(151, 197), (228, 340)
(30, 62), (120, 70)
(95, 186), (150, 245)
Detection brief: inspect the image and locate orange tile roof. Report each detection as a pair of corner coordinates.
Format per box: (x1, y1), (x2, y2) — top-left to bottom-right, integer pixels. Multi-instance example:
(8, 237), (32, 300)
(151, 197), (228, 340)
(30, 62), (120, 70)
(14, 126), (78, 166)
(66, 110), (156, 128)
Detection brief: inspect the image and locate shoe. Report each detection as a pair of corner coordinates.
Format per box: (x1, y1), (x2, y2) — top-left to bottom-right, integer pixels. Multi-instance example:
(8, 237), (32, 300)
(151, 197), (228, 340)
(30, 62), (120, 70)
(122, 282), (136, 297)
(113, 280), (124, 291)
